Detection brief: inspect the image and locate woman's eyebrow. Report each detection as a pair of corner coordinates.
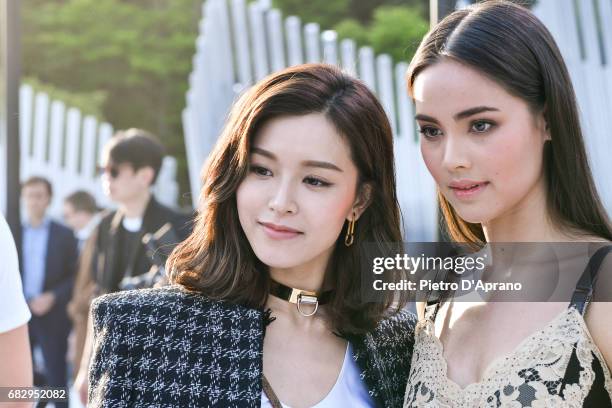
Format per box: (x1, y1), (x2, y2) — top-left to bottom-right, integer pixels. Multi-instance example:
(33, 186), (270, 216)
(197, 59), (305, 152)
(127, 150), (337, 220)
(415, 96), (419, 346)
(415, 106), (500, 123)
(251, 147), (275, 159)
(414, 114), (439, 124)
(302, 160), (343, 172)
(454, 106), (499, 120)
(251, 147), (342, 172)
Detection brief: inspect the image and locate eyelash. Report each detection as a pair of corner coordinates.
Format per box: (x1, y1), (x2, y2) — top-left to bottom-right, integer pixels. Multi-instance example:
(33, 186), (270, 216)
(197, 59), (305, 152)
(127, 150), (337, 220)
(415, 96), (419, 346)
(249, 165), (332, 187)
(418, 120), (497, 139)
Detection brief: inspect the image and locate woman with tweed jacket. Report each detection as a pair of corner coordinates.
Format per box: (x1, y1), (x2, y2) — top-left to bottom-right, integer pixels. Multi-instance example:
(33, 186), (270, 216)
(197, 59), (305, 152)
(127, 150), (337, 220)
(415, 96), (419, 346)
(88, 63), (417, 408)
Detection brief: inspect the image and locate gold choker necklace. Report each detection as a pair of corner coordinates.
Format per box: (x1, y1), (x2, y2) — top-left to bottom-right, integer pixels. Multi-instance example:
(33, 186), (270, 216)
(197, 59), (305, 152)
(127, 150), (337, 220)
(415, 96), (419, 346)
(268, 279), (333, 317)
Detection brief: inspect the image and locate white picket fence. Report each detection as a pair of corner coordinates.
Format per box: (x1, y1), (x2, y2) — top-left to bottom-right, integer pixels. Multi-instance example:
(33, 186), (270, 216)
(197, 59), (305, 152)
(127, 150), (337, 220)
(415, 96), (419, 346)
(183, 0), (612, 243)
(182, 0), (438, 241)
(531, 0), (612, 215)
(17, 84), (180, 218)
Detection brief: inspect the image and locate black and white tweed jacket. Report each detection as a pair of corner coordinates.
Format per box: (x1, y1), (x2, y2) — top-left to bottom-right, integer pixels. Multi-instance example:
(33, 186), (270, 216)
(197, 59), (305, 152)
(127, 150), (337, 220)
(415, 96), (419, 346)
(88, 285), (416, 407)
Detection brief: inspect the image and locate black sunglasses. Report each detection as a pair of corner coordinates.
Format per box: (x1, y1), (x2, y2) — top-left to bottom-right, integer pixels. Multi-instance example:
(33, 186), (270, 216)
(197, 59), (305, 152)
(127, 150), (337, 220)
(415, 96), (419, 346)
(97, 164), (120, 178)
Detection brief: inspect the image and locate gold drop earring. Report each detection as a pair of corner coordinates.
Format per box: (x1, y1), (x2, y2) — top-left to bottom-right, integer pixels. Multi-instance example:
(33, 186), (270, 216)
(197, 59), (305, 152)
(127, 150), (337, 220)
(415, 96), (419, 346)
(345, 211), (356, 247)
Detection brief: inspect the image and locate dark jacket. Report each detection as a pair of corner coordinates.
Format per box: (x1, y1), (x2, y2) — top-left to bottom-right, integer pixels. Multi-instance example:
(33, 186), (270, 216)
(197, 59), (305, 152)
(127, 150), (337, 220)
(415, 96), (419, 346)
(20, 220), (78, 327)
(88, 286), (416, 408)
(92, 196), (192, 294)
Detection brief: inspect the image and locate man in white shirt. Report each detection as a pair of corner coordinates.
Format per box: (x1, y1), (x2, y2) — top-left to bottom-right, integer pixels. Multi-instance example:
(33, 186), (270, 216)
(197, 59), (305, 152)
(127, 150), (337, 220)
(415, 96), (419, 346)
(0, 212), (33, 407)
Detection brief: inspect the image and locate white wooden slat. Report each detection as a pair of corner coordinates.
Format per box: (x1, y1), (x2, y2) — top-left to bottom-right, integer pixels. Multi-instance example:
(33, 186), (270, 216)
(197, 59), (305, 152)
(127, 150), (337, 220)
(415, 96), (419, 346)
(604, 63), (612, 214)
(19, 85), (34, 180)
(393, 59), (432, 240)
(98, 123), (113, 166)
(358, 46), (376, 92)
(321, 30), (338, 65)
(578, 0), (601, 64)
(257, 0), (271, 10)
(572, 0), (608, 207)
(267, 9), (286, 72)
(558, 0), (582, 63)
(64, 108), (81, 175)
(598, 0), (612, 64)
(395, 134), (417, 239)
(532, 0), (558, 42)
(249, 2), (269, 80)
(536, 0), (611, 214)
(154, 157), (179, 208)
(0, 137), (4, 215)
(183, 103), (203, 207)
(32, 92), (49, 166)
(419, 149), (438, 241)
(81, 116), (97, 179)
(48, 100), (65, 169)
(211, 0), (235, 97)
(304, 23), (320, 63)
(231, 0), (253, 87)
(285, 16), (303, 66)
(191, 32), (211, 160)
(538, 0), (581, 64)
(395, 62), (412, 140)
(204, 0), (236, 165)
(376, 54), (396, 134)
(340, 39), (356, 76)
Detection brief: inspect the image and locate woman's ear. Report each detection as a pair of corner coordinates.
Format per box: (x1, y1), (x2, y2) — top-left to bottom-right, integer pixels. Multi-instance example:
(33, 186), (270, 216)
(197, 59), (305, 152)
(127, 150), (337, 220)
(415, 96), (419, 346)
(137, 166), (156, 187)
(348, 183), (373, 221)
(538, 107), (551, 142)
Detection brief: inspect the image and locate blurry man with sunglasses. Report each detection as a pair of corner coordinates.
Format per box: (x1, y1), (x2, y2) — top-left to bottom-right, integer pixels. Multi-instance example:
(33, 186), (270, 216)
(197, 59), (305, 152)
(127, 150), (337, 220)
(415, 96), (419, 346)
(92, 129), (191, 294)
(73, 129), (191, 404)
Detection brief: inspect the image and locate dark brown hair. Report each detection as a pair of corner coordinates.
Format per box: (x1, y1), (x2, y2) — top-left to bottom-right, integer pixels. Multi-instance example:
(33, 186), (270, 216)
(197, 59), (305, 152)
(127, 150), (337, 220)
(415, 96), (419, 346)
(103, 128), (165, 184)
(406, 0), (612, 244)
(64, 190), (98, 214)
(22, 176), (53, 198)
(168, 63), (405, 334)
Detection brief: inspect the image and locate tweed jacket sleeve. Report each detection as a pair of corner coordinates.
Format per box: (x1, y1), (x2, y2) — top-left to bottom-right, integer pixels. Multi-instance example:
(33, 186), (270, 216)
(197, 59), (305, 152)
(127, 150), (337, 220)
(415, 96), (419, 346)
(352, 309), (417, 408)
(88, 286), (266, 407)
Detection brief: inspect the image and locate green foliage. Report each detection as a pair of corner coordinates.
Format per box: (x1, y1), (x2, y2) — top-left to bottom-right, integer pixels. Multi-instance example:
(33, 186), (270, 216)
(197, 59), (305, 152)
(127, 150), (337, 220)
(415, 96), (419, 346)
(333, 6), (428, 64)
(23, 77), (107, 119)
(273, 0), (429, 64)
(273, 0), (427, 27)
(333, 19), (369, 48)
(22, 0), (201, 206)
(368, 6), (429, 63)
(346, 0), (426, 24)
(271, 0), (350, 29)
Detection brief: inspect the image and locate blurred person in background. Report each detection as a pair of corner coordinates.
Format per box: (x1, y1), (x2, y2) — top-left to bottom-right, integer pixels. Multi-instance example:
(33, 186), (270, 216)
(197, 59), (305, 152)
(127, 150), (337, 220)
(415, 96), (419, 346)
(0, 212), (33, 408)
(73, 129), (192, 404)
(20, 176), (78, 408)
(63, 191), (103, 386)
(62, 190), (102, 251)
(90, 129), (191, 295)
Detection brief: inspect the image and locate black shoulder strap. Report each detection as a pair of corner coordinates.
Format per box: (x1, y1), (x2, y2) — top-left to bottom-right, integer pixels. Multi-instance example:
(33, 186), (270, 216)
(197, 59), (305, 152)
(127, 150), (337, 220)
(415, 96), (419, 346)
(424, 268), (450, 322)
(569, 245), (612, 315)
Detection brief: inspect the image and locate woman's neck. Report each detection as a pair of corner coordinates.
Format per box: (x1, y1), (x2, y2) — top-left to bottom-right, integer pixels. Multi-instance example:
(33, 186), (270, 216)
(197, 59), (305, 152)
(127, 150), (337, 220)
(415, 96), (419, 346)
(266, 256), (331, 327)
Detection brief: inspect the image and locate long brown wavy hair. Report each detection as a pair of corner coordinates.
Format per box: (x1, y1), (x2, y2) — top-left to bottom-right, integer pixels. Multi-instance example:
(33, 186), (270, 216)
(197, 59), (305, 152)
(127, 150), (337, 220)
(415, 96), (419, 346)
(168, 63), (405, 335)
(406, 0), (612, 245)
